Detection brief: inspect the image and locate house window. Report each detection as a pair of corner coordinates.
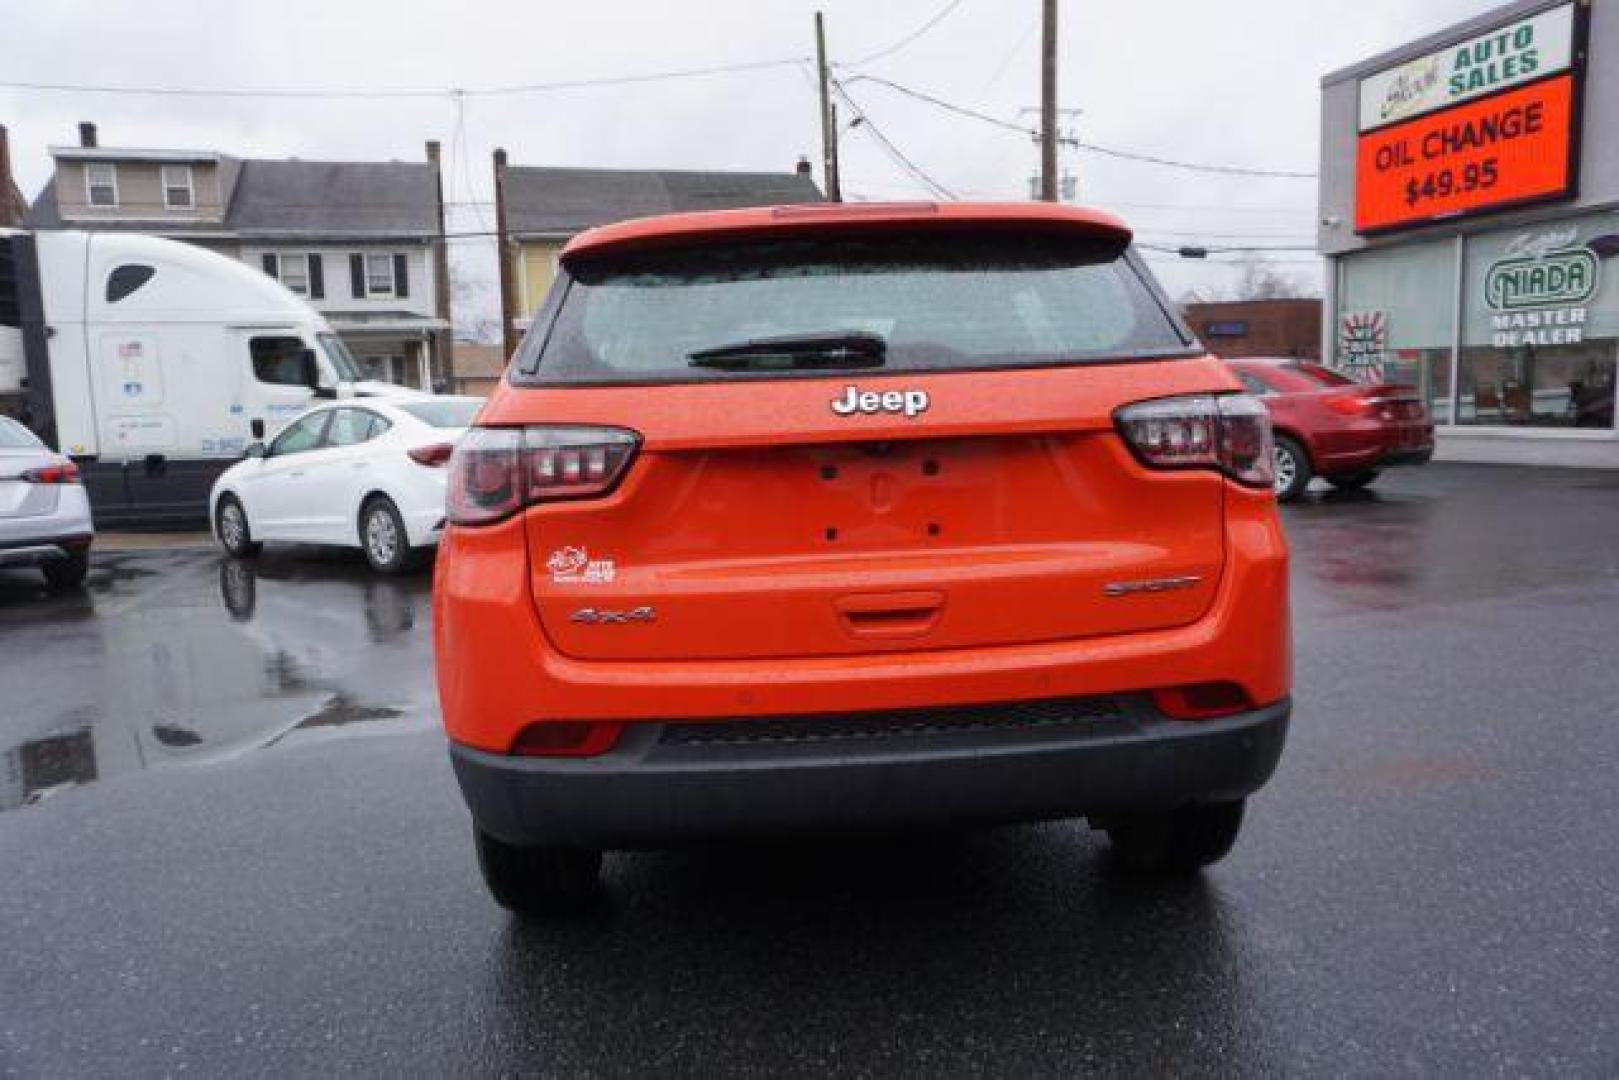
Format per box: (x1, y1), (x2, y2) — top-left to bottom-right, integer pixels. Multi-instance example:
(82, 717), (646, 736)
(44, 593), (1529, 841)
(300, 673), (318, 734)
(85, 163), (118, 208)
(366, 253), (395, 297)
(162, 165), (194, 209)
(279, 254), (309, 296)
(261, 252), (325, 299)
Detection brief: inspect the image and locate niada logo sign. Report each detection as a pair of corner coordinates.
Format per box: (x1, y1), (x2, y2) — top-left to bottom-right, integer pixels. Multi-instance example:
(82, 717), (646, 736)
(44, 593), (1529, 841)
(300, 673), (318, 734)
(1483, 231), (1618, 348)
(1485, 247), (1599, 311)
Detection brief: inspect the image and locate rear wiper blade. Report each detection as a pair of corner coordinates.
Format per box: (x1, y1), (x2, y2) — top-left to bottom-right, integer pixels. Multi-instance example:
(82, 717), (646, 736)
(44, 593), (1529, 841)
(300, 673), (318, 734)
(687, 331), (887, 371)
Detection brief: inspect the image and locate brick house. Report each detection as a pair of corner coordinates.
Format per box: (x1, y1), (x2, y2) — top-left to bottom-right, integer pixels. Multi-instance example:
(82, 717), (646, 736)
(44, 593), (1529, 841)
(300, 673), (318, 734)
(1182, 299), (1323, 361)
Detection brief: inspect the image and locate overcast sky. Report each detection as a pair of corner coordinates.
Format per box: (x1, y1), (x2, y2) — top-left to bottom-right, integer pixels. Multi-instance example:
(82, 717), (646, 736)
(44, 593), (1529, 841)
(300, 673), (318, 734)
(2, 0), (1494, 326)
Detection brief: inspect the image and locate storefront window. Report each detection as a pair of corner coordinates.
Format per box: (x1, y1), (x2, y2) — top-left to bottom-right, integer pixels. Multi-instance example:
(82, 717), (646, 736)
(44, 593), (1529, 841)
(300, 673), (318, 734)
(1457, 211), (1619, 430)
(1337, 239), (1456, 422)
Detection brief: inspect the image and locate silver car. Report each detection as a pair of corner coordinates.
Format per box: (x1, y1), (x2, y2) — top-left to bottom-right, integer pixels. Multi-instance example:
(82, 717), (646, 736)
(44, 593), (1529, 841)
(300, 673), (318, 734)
(0, 416), (94, 590)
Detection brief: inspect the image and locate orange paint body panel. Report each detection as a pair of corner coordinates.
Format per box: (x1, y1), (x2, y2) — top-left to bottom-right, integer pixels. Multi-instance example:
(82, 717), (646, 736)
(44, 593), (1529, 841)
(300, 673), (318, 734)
(435, 483), (1287, 751)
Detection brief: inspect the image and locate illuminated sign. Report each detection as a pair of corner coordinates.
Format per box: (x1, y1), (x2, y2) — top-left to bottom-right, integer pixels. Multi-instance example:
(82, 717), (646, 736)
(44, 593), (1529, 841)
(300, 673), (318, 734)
(1354, 73), (1578, 233)
(1358, 3), (1576, 131)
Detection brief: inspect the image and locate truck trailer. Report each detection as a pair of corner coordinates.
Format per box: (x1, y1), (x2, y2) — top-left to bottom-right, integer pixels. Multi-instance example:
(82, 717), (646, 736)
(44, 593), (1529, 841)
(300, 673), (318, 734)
(0, 229), (417, 526)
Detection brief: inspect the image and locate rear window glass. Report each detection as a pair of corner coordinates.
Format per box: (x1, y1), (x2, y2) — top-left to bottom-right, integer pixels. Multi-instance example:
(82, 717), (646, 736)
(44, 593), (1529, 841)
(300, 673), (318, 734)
(0, 417), (44, 449)
(400, 400), (482, 428)
(520, 233), (1192, 385)
(1282, 362), (1356, 388)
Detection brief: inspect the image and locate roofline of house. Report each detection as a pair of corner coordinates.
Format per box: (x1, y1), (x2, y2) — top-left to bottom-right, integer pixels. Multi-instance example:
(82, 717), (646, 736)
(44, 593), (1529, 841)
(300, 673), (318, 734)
(511, 230), (578, 242)
(502, 163), (810, 178)
(50, 146), (224, 164)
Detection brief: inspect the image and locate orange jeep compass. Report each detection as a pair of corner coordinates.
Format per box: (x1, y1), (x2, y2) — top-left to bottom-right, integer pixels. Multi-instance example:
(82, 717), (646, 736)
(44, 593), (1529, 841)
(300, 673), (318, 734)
(434, 202), (1291, 915)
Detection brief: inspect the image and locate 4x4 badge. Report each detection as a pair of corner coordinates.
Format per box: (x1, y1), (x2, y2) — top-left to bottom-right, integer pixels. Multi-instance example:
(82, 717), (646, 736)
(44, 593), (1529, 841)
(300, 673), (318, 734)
(831, 385), (930, 418)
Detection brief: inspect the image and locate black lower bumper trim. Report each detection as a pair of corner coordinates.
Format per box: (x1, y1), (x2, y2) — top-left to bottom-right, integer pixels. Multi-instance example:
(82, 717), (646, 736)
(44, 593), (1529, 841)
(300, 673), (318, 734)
(1379, 446), (1434, 468)
(450, 696), (1290, 849)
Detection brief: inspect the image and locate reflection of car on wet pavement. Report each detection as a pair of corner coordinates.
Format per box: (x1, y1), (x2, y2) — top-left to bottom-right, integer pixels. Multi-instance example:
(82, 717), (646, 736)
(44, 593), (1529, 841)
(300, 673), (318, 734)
(210, 396), (483, 573)
(0, 547), (436, 812)
(1225, 359), (1434, 502)
(0, 416), (94, 591)
(436, 202), (1292, 916)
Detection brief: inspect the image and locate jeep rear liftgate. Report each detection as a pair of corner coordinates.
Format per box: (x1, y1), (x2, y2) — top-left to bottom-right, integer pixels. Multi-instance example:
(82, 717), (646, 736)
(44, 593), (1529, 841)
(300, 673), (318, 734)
(504, 219), (1229, 663)
(522, 398), (1225, 663)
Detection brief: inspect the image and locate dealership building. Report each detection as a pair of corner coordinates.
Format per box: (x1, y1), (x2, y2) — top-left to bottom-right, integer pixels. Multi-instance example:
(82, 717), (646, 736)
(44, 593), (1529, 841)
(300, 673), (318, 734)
(1319, 0), (1619, 466)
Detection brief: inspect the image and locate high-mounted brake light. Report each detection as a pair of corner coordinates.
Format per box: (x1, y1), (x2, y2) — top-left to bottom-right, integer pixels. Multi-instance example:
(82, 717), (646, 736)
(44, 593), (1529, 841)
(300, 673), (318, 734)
(1115, 394), (1275, 488)
(20, 461), (81, 485)
(447, 426), (639, 525)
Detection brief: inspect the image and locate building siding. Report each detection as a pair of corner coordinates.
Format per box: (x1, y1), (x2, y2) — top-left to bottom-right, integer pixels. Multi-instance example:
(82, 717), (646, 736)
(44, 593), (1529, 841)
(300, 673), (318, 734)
(54, 160), (225, 222)
(518, 241), (564, 318)
(239, 243), (436, 319)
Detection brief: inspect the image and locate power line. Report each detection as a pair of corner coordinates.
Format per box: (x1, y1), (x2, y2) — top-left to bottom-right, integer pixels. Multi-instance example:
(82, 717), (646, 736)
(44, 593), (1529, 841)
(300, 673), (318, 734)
(845, 0), (970, 68)
(1137, 242), (1320, 255)
(831, 78), (956, 200)
(0, 57), (809, 101)
(844, 74), (1318, 179)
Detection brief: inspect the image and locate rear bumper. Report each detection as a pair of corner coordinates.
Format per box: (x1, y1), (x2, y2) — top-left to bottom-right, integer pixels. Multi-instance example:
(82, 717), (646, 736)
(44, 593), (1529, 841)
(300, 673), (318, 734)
(0, 534), (91, 568)
(450, 696), (1290, 848)
(1315, 425), (1434, 473)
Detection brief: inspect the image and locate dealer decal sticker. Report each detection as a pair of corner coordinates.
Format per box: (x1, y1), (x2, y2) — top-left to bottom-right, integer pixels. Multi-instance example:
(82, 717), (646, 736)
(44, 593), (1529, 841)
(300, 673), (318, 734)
(547, 546), (617, 585)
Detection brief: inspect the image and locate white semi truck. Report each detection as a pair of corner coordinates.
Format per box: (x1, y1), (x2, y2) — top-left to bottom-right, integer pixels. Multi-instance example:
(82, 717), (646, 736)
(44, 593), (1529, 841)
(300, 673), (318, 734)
(0, 229), (416, 525)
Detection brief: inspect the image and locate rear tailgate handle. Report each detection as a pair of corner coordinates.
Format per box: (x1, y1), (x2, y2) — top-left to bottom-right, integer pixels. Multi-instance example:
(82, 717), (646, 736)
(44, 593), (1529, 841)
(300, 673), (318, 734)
(836, 590), (945, 639)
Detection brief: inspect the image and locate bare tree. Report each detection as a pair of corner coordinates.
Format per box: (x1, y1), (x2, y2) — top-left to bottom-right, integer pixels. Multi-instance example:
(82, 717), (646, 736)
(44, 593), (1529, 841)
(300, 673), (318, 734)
(449, 270), (501, 344)
(1231, 252), (1310, 301)
(1178, 254), (1319, 305)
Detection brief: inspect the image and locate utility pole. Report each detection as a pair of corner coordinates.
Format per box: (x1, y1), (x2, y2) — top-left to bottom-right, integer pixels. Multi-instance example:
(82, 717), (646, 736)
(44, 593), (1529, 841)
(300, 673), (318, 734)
(425, 139), (454, 391)
(0, 125), (22, 227)
(492, 148), (520, 361)
(1040, 0), (1059, 201)
(815, 11), (842, 202)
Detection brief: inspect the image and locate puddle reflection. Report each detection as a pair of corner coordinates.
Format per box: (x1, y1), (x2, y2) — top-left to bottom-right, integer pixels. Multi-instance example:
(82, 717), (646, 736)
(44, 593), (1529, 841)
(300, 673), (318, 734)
(1, 551), (437, 813)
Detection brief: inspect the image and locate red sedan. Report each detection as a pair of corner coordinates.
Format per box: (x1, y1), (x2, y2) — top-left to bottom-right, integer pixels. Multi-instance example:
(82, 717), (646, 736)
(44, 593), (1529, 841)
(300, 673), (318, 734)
(1225, 359), (1434, 501)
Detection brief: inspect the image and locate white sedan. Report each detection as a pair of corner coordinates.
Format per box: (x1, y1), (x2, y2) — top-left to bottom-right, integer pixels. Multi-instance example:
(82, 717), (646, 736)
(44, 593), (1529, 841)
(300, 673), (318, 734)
(210, 397), (483, 573)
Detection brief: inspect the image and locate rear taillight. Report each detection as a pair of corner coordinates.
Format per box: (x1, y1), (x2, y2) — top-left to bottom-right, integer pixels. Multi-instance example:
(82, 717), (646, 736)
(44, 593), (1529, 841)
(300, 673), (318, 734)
(21, 461), (81, 485)
(511, 721), (625, 757)
(1153, 682), (1254, 720)
(447, 425), (639, 525)
(407, 442), (455, 467)
(1325, 394), (1378, 417)
(1115, 394), (1274, 488)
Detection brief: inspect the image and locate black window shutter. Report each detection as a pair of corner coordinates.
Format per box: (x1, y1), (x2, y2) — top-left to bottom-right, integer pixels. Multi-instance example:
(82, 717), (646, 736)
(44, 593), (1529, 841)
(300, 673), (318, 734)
(350, 253), (365, 298)
(393, 254), (409, 299)
(309, 254), (325, 300)
(261, 253), (278, 278)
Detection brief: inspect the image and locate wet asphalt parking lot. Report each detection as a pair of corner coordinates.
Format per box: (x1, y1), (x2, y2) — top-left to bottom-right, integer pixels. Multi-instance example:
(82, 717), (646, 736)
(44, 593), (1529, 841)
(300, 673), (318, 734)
(2, 463), (1618, 1076)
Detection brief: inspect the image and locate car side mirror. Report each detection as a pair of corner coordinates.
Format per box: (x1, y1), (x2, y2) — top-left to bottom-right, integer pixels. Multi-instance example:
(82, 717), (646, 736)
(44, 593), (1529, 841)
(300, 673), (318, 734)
(244, 441), (267, 459)
(250, 418), (266, 440)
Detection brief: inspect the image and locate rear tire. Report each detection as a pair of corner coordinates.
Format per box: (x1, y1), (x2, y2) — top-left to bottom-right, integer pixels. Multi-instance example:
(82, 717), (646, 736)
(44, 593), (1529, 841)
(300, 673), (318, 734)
(216, 495), (262, 558)
(474, 829), (603, 917)
(42, 550), (90, 592)
(1326, 469), (1380, 491)
(359, 496), (416, 575)
(1105, 799), (1246, 875)
(1272, 436), (1312, 502)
